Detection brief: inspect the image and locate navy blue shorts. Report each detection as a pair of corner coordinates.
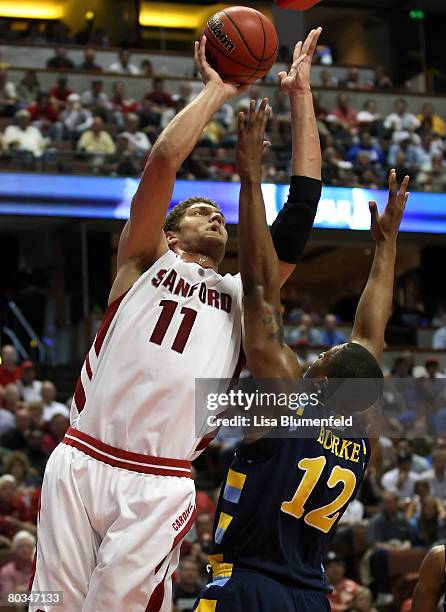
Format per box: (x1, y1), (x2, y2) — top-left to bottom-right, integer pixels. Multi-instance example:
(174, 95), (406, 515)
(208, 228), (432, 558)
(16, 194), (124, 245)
(193, 571), (330, 612)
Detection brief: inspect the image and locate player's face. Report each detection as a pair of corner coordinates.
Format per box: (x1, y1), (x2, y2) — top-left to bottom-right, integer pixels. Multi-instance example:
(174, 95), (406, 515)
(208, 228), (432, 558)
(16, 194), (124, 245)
(172, 204), (228, 263)
(303, 345), (345, 379)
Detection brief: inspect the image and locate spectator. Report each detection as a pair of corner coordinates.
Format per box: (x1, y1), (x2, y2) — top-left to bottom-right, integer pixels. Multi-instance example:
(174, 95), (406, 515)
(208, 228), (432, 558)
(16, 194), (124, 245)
(416, 131), (443, 168)
(338, 498), (364, 524)
(138, 98), (161, 137)
(417, 152), (446, 192)
(340, 67), (368, 91)
(384, 99), (420, 133)
(111, 81), (139, 126)
(288, 313), (323, 346)
(3, 451), (39, 488)
(0, 346), (21, 386)
(209, 147), (236, 181)
(347, 132), (385, 165)
(3, 384), (21, 413)
(0, 69), (17, 117)
(16, 361), (41, 403)
(0, 475), (34, 539)
(396, 440), (430, 474)
(373, 65), (393, 89)
(78, 48), (102, 72)
(411, 496), (445, 546)
(357, 100), (381, 127)
(77, 116), (116, 157)
(433, 314), (446, 349)
(3, 109), (47, 161)
(0, 408), (30, 451)
(24, 429), (47, 478)
(140, 59), (154, 78)
(46, 47), (74, 70)
(320, 69), (338, 88)
(330, 94), (358, 129)
(321, 314), (347, 346)
(0, 406), (15, 435)
(60, 93), (93, 141)
(381, 450), (419, 498)
(41, 413), (69, 455)
(16, 70), (40, 106)
(353, 152), (382, 188)
(0, 530), (35, 593)
(422, 449), (446, 502)
(40, 381), (68, 423)
(120, 113), (151, 155)
(325, 551), (359, 611)
(425, 356), (446, 379)
(348, 586), (378, 612)
(417, 103), (446, 137)
(50, 76), (73, 110)
(387, 131), (421, 168)
(172, 558), (203, 612)
(28, 92), (59, 130)
(144, 77), (174, 108)
(294, 339), (319, 371)
(81, 80), (112, 118)
(26, 401), (43, 430)
(367, 492), (413, 605)
(105, 134), (140, 176)
(109, 50), (140, 75)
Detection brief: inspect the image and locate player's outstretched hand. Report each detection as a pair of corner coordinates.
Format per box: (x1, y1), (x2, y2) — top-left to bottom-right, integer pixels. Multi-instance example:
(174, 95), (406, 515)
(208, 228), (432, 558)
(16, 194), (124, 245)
(236, 98), (271, 183)
(194, 36), (246, 100)
(278, 27), (322, 94)
(369, 170), (410, 243)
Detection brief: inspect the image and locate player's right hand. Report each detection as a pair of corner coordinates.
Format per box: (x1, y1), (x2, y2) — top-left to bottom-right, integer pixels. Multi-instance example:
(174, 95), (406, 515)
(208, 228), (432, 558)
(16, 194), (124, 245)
(194, 36), (245, 100)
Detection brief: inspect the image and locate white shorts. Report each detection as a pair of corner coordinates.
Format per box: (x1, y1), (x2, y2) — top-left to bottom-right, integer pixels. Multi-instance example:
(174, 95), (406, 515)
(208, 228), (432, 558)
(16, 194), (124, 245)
(30, 427), (196, 612)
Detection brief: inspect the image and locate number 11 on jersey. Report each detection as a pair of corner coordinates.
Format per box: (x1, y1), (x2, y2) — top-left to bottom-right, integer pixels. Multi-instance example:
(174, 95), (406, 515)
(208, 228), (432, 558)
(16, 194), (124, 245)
(150, 299), (197, 354)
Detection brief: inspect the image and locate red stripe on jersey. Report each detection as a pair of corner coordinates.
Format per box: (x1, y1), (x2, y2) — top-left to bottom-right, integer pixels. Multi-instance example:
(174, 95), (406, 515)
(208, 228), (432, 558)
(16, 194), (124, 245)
(65, 427), (191, 469)
(85, 353), (92, 380)
(74, 378), (86, 412)
(94, 290), (129, 357)
(145, 508), (196, 612)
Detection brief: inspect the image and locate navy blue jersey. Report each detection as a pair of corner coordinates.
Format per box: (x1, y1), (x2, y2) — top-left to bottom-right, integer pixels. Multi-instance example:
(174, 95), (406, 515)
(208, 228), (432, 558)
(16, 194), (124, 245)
(209, 411), (370, 593)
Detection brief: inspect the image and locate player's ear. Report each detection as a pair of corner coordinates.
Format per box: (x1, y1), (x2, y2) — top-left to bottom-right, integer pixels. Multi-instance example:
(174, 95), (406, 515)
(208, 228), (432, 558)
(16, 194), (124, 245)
(165, 230), (178, 247)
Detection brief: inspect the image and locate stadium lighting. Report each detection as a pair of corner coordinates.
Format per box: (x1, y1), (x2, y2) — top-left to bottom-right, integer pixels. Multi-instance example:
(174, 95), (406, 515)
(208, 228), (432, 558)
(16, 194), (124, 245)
(0, 1), (63, 19)
(139, 2), (228, 29)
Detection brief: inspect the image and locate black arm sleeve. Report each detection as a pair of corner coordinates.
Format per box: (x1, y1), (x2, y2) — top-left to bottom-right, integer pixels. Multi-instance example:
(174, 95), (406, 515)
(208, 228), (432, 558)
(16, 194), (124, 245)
(270, 175), (322, 264)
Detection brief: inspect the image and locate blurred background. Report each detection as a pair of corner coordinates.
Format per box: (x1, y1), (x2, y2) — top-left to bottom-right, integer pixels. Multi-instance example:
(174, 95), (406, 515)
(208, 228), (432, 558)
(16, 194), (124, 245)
(0, 2), (446, 610)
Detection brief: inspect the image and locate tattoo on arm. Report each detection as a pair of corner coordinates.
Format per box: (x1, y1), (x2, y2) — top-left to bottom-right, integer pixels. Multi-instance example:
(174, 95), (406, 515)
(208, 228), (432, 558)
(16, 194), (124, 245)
(262, 310), (284, 344)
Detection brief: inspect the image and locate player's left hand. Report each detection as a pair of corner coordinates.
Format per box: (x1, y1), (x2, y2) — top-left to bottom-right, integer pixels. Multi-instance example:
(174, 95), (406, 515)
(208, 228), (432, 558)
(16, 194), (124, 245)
(236, 98), (271, 182)
(369, 170), (410, 243)
(279, 27), (322, 94)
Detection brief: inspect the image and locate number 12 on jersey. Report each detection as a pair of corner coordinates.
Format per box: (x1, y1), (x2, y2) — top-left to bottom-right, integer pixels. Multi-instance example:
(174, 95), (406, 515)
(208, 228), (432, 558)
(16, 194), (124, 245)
(281, 456), (357, 533)
(150, 300), (197, 354)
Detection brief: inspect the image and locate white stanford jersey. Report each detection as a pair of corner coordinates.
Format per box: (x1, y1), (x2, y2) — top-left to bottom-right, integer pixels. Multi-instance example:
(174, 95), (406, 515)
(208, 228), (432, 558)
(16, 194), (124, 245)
(71, 250), (242, 460)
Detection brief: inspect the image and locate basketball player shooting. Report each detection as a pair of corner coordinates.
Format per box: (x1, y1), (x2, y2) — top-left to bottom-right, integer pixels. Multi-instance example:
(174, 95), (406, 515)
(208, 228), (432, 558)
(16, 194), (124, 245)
(30, 31), (323, 612)
(194, 103), (410, 610)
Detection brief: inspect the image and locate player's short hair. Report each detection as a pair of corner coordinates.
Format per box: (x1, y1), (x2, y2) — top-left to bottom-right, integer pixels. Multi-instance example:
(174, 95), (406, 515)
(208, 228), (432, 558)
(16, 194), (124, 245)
(321, 343), (383, 414)
(164, 196), (221, 233)
(325, 342), (383, 380)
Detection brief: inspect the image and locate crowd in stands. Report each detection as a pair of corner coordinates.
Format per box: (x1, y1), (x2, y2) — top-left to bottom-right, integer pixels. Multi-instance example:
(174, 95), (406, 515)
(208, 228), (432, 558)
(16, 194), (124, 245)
(0, 42), (444, 190)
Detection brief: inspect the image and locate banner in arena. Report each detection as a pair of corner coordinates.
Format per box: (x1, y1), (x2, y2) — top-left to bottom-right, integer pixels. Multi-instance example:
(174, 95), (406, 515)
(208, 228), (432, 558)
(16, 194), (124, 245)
(1, 172), (445, 234)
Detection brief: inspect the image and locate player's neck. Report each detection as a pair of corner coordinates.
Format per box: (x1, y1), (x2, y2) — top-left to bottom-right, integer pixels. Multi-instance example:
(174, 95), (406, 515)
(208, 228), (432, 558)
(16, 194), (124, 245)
(177, 250), (219, 272)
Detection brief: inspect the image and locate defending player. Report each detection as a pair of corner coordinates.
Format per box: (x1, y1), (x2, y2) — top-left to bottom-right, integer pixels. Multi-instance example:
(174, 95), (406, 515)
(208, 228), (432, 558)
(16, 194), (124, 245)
(30, 32), (323, 612)
(411, 545), (446, 611)
(193, 104), (410, 610)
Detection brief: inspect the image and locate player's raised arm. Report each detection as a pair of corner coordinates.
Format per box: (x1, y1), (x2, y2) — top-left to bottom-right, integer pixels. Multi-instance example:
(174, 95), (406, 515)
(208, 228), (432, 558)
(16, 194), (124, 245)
(411, 545), (444, 612)
(237, 100), (300, 380)
(272, 28), (323, 285)
(112, 38), (241, 300)
(350, 171), (410, 362)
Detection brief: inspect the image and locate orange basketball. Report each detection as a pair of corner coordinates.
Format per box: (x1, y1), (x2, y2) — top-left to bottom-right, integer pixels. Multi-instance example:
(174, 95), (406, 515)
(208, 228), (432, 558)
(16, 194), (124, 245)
(203, 6), (279, 86)
(274, 0), (322, 9)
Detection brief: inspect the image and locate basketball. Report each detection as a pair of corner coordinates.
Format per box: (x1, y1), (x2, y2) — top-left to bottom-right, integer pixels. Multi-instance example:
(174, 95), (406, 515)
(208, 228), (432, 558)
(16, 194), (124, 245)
(274, 0), (322, 9)
(202, 6), (279, 86)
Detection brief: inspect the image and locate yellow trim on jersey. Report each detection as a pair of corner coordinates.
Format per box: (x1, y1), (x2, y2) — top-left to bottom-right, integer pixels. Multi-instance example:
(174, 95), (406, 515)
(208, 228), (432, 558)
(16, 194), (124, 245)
(209, 554), (234, 579)
(195, 600), (217, 612)
(217, 512), (233, 531)
(226, 469), (246, 490)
